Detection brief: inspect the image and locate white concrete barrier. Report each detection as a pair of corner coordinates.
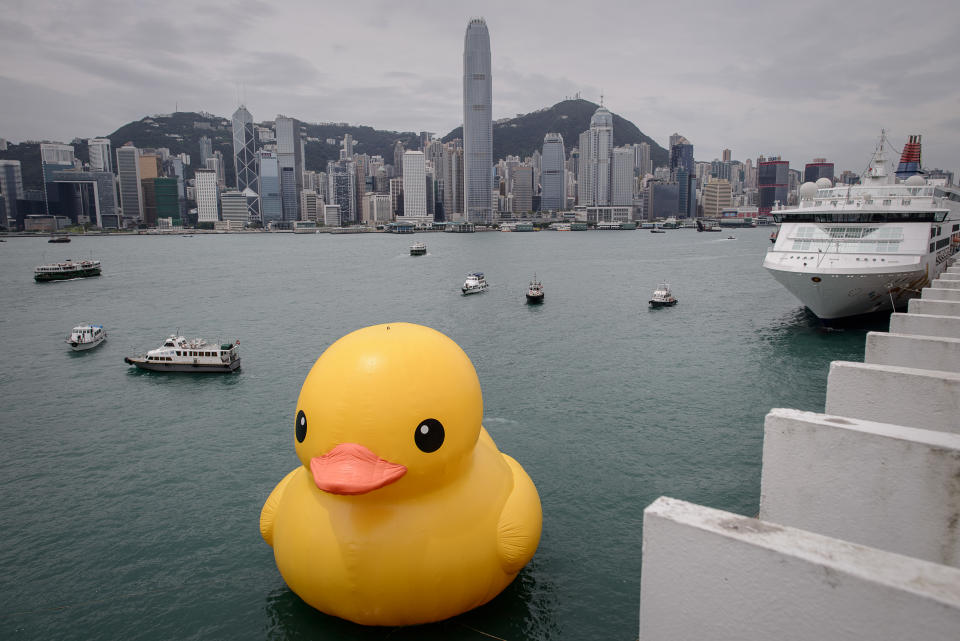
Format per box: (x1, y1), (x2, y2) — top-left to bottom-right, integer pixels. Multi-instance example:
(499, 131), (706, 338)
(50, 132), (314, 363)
(922, 287), (960, 301)
(825, 361), (960, 433)
(760, 408), (960, 565)
(939, 272), (960, 280)
(865, 332), (960, 372)
(639, 497), (960, 641)
(889, 312), (960, 339)
(908, 298), (960, 317)
(930, 279), (960, 290)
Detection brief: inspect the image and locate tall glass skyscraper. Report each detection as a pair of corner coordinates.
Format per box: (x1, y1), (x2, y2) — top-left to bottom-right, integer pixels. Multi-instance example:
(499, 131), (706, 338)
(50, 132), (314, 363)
(540, 133), (566, 211)
(232, 106), (258, 193)
(463, 18), (492, 224)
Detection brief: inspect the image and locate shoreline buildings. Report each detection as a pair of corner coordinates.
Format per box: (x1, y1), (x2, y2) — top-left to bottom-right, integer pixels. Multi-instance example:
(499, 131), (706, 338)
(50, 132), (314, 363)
(463, 18), (493, 224)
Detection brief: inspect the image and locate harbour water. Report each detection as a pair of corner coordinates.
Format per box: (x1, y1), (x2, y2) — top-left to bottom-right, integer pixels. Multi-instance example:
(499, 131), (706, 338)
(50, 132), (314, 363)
(0, 230), (883, 640)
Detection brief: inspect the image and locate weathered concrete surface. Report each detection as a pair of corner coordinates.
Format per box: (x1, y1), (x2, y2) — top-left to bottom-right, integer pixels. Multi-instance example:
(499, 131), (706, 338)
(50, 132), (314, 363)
(930, 279), (960, 290)
(760, 408), (960, 566)
(865, 331), (960, 372)
(922, 287), (960, 301)
(889, 312), (960, 339)
(640, 497), (960, 641)
(825, 360), (960, 433)
(908, 298), (960, 317)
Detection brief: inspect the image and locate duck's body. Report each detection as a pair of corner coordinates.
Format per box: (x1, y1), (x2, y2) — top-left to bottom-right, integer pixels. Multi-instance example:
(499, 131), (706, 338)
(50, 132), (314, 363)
(260, 323), (541, 626)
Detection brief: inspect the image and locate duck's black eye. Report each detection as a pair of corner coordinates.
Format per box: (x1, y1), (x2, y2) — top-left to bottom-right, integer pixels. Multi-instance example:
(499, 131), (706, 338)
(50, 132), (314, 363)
(414, 419), (444, 453)
(296, 410), (307, 443)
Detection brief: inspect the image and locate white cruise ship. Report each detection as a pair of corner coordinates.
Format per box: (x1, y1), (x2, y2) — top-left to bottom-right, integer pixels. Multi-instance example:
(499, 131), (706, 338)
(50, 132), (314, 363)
(762, 133), (960, 322)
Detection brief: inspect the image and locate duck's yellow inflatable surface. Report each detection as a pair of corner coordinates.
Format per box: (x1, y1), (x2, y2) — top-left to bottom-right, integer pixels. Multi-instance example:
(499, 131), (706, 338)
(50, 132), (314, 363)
(260, 323), (542, 626)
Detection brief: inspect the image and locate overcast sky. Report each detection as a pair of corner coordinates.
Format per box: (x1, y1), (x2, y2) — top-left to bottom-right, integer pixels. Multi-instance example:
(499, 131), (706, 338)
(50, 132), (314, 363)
(2, 0), (958, 173)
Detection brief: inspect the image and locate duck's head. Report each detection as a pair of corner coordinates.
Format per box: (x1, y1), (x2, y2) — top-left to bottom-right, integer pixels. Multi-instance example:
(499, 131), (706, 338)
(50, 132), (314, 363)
(294, 323), (483, 497)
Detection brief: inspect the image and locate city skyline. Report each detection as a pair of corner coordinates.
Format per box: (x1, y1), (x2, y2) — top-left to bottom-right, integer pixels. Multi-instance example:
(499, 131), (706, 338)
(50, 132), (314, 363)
(1, 1), (958, 173)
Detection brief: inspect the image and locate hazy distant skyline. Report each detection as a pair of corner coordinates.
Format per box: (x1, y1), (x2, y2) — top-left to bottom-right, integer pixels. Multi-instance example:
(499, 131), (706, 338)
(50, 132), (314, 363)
(2, 0), (958, 173)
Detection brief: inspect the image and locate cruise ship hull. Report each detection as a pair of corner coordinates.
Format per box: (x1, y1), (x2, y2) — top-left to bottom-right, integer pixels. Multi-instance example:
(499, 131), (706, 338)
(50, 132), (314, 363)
(763, 258), (931, 321)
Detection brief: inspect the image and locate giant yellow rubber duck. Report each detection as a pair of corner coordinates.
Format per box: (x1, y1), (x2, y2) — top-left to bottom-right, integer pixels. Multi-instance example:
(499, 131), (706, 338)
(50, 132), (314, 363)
(260, 323), (542, 626)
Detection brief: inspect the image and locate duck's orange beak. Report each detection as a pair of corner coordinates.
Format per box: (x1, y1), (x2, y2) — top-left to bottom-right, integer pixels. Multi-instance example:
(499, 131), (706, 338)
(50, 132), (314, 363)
(310, 443), (407, 495)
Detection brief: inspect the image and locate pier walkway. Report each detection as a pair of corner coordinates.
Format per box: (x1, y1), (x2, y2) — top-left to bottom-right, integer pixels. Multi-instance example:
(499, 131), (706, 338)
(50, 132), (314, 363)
(639, 260), (960, 640)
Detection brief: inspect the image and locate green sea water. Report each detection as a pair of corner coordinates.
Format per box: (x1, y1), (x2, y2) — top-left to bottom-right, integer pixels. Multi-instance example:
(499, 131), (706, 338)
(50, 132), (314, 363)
(0, 229), (882, 640)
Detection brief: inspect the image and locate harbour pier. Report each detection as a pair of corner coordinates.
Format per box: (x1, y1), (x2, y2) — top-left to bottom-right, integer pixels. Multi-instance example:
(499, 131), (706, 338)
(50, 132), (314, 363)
(639, 258), (960, 640)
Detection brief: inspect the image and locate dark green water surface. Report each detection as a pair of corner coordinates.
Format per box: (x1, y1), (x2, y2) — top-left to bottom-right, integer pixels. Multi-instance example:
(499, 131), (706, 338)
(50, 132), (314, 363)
(0, 230), (881, 640)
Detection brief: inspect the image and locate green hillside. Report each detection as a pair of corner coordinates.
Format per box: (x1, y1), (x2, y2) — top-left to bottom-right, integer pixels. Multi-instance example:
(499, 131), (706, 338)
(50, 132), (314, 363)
(443, 99), (669, 167)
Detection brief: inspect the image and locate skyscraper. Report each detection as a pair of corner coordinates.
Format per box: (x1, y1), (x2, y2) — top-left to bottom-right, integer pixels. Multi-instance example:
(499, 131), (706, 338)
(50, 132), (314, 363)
(327, 160), (357, 225)
(579, 106), (613, 206)
(463, 18), (493, 224)
(401, 151), (428, 224)
(258, 150), (282, 224)
(87, 138), (112, 173)
(540, 133), (566, 212)
(804, 158), (835, 183)
(232, 105), (258, 194)
(195, 169), (219, 223)
(275, 115), (302, 220)
(116, 144), (143, 221)
(612, 147), (635, 207)
(758, 158), (789, 215)
(669, 134), (694, 179)
(0, 160), (23, 228)
(199, 136), (212, 167)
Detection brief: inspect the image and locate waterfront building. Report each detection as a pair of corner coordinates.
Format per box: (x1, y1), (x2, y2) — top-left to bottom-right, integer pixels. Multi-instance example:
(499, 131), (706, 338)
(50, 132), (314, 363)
(390, 177), (403, 218)
(300, 190), (320, 222)
(804, 158), (834, 183)
(0, 160), (23, 228)
(258, 151), (282, 224)
(365, 193), (392, 224)
(194, 169), (218, 223)
(511, 165), (533, 214)
(612, 146), (634, 207)
(48, 169), (118, 228)
(677, 168), (696, 218)
(401, 151), (428, 225)
(540, 133), (565, 212)
(578, 106), (614, 206)
(87, 138), (112, 173)
(646, 181), (680, 219)
(463, 17), (493, 224)
(327, 160), (357, 224)
(221, 190), (248, 225)
(323, 204), (341, 227)
(232, 105), (258, 195)
(116, 144), (143, 222)
(275, 115), (302, 220)
(758, 157), (789, 215)
(701, 178), (732, 218)
(41, 143), (76, 217)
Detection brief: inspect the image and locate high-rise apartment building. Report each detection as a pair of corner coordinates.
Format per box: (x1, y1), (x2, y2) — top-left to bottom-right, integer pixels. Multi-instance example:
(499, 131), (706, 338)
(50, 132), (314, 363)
(258, 151), (282, 224)
(612, 146), (635, 207)
(540, 133), (566, 212)
(402, 151), (428, 224)
(116, 144), (143, 221)
(275, 115), (302, 220)
(722, 148), (732, 163)
(232, 105), (258, 194)
(195, 169), (219, 223)
(87, 138), (112, 173)
(463, 18), (493, 223)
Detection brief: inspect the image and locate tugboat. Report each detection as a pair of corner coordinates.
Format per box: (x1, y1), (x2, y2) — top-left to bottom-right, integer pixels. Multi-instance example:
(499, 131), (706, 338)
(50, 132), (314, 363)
(410, 241), (426, 256)
(462, 272), (488, 295)
(34, 259), (101, 282)
(526, 276), (544, 303)
(125, 334), (241, 373)
(649, 283), (678, 308)
(65, 324), (106, 351)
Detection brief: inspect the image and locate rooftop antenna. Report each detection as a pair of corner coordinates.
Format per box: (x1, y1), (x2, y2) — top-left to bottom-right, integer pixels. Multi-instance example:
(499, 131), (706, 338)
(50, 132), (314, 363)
(600, 91), (604, 106)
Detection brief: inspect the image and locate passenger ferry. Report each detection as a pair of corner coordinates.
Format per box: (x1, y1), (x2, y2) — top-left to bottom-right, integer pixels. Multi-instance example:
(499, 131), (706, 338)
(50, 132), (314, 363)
(34, 259), (101, 282)
(410, 242), (427, 255)
(66, 324), (106, 351)
(762, 132), (960, 322)
(125, 335), (241, 373)
(462, 272), (488, 295)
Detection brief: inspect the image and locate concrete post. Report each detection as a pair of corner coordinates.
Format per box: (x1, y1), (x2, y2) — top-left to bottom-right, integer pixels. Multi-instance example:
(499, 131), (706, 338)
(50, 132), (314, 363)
(865, 332), (960, 372)
(908, 298), (960, 316)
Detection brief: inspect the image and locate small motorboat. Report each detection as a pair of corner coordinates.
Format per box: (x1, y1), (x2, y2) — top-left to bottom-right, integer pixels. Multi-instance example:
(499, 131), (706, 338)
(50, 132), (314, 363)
(66, 324), (106, 351)
(650, 228), (666, 234)
(526, 276), (544, 303)
(410, 242), (426, 256)
(48, 233), (71, 243)
(649, 283), (678, 308)
(462, 272), (488, 295)
(727, 235), (736, 240)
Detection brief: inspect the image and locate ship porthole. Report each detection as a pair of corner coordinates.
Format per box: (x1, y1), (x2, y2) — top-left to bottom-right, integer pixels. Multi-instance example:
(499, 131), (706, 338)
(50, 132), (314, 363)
(811, 277), (821, 283)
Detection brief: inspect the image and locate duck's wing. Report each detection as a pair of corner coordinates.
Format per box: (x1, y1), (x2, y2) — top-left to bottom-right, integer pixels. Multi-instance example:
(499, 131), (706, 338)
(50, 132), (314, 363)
(260, 468), (299, 547)
(496, 454), (543, 574)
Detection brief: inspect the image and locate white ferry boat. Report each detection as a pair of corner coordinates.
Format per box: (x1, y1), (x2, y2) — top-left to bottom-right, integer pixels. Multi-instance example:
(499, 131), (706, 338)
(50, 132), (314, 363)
(34, 259), (101, 282)
(462, 272), (488, 295)
(66, 324), (106, 351)
(762, 132), (960, 322)
(125, 335), (241, 373)
(410, 241), (426, 255)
